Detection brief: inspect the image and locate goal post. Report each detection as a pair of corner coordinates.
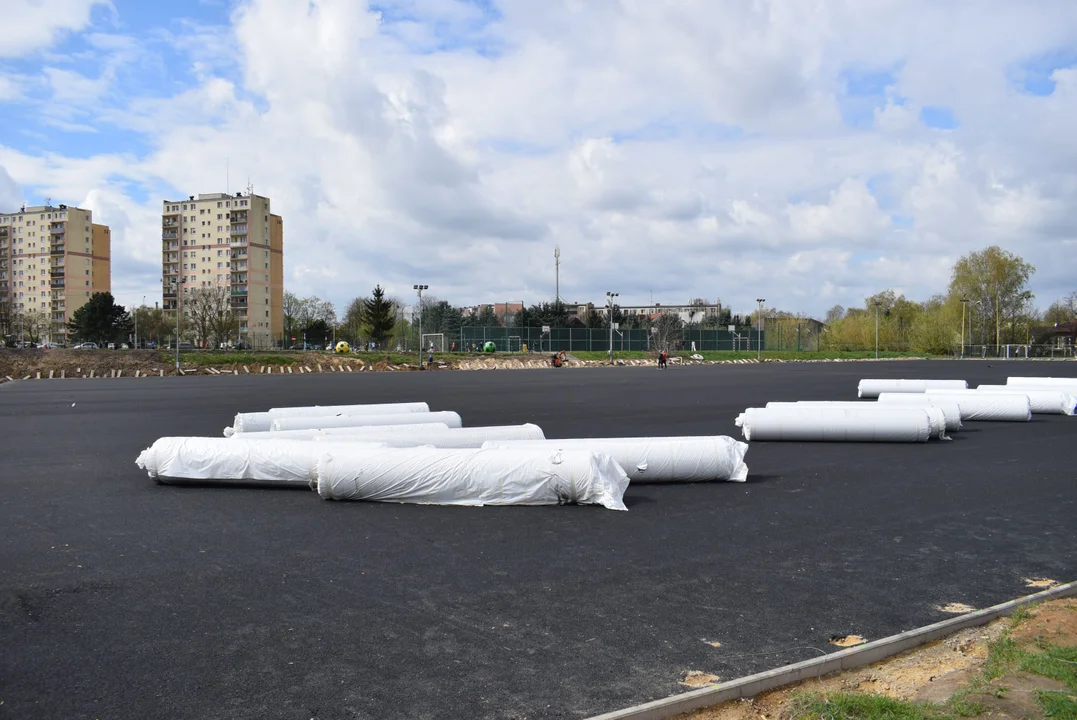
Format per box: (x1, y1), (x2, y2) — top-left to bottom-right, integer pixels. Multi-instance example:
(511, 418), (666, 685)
(421, 333), (445, 352)
(507, 335), (521, 352)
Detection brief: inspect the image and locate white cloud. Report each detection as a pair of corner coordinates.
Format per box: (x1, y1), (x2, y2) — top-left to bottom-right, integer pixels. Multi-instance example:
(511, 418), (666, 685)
(0, 0), (111, 59)
(2, 0), (1077, 316)
(0, 166), (22, 212)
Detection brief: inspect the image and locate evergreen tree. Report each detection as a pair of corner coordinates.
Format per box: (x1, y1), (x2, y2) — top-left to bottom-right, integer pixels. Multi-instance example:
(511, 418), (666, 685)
(362, 285), (396, 346)
(67, 292), (132, 345)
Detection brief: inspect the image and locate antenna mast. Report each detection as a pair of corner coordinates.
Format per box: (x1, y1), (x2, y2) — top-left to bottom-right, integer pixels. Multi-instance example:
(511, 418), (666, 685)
(554, 246), (560, 303)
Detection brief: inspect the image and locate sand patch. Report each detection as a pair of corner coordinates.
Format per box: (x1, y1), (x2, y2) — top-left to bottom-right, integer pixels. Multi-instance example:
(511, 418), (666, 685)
(680, 671), (721, 688)
(829, 634), (866, 648)
(937, 602), (977, 613)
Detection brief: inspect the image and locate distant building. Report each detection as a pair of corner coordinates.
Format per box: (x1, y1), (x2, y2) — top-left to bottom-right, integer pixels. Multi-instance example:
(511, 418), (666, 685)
(162, 192), (283, 347)
(0, 203), (111, 344)
(461, 301), (524, 325)
(598, 302), (723, 325)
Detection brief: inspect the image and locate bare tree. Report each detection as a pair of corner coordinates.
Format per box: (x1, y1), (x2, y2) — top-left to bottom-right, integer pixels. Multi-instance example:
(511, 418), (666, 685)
(22, 310), (51, 345)
(651, 313), (683, 352)
(185, 287), (235, 348)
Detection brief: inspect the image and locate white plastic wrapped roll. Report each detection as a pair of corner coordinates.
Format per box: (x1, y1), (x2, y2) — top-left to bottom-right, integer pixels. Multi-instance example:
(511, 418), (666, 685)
(736, 407), (933, 442)
(857, 379), (968, 399)
(1006, 377), (1077, 389)
(969, 386), (1077, 415)
(881, 392), (1032, 421)
(271, 411), (463, 432)
(314, 446), (630, 510)
(134, 437), (385, 485)
(766, 400), (962, 432)
(480, 436), (749, 483)
(335, 424), (546, 449)
(226, 401), (430, 435)
(232, 423), (452, 441)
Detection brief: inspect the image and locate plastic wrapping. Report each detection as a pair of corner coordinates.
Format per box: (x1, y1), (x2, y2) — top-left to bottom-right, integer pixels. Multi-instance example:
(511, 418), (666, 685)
(232, 423), (452, 441)
(226, 402), (430, 435)
(314, 446), (630, 510)
(736, 407), (933, 442)
(134, 437), (385, 485)
(1006, 377), (1077, 389)
(880, 392), (1032, 422)
(765, 400), (962, 432)
(331, 424), (546, 448)
(969, 386), (1077, 415)
(857, 379), (968, 399)
(480, 436), (748, 483)
(271, 411), (463, 432)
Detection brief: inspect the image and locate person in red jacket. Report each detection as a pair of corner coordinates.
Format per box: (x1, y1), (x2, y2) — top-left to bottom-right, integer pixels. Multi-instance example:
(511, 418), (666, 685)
(658, 350), (667, 369)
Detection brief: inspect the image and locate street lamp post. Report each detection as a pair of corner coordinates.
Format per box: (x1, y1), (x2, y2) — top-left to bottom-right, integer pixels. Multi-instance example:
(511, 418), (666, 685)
(606, 291), (619, 364)
(960, 296), (968, 358)
(414, 284), (428, 368)
(874, 300), (881, 359)
(755, 298), (765, 361)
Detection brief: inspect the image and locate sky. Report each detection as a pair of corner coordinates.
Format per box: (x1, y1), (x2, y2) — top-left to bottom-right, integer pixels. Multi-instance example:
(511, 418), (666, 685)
(1, 0), (1076, 318)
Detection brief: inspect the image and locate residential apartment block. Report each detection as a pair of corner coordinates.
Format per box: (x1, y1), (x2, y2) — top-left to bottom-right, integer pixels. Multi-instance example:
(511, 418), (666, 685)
(0, 203), (111, 344)
(162, 192), (283, 347)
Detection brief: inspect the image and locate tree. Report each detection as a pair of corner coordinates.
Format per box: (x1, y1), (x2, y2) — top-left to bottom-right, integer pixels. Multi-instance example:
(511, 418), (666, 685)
(340, 297), (364, 344)
(283, 291), (304, 342)
(132, 305), (173, 347)
(825, 305), (845, 325)
(651, 313), (683, 351)
(67, 292), (132, 345)
(283, 292), (337, 343)
(362, 285), (396, 346)
(23, 310), (51, 345)
(184, 287), (236, 348)
(948, 246), (1035, 346)
(1044, 292), (1077, 325)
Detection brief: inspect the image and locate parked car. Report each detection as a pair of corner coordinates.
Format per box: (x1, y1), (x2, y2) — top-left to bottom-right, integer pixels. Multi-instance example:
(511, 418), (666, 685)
(73, 342), (99, 349)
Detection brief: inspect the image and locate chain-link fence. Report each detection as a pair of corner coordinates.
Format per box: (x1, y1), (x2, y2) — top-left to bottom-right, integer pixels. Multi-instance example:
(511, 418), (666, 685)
(456, 327), (765, 353)
(957, 344), (1075, 359)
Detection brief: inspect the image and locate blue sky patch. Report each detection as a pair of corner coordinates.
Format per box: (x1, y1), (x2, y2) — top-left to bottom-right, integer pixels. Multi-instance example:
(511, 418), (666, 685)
(920, 106), (958, 129)
(1011, 49), (1077, 96)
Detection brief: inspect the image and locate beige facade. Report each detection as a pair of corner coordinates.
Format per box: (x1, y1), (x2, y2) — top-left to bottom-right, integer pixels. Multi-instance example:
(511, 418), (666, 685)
(0, 204), (111, 344)
(162, 192), (283, 347)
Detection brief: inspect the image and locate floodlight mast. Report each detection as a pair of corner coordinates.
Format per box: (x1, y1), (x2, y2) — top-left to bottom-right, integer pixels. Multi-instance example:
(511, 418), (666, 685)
(756, 298), (765, 361)
(414, 284), (428, 368)
(606, 291), (619, 364)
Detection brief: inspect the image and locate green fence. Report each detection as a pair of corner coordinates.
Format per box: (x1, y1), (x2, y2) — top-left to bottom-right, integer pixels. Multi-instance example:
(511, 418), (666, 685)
(457, 327), (765, 353)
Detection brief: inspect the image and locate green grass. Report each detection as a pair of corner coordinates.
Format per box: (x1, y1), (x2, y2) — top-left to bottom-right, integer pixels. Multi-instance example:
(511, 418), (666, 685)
(1021, 645), (1077, 690)
(788, 692), (956, 719)
(1037, 689), (1077, 717)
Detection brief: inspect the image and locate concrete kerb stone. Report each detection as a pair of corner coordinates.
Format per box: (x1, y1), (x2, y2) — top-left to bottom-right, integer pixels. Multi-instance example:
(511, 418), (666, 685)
(586, 581), (1077, 720)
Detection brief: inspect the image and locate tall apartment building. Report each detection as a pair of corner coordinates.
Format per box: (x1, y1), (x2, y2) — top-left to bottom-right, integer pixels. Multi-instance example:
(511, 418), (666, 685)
(0, 203), (111, 344)
(162, 192), (283, 347)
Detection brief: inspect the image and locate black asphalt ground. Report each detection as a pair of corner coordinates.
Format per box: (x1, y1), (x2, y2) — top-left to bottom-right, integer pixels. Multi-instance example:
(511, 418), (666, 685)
(1, 360), (1075, 720)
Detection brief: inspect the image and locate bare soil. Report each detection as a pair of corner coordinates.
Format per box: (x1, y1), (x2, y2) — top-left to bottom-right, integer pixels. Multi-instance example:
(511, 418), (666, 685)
(677, 596), (1077, 720)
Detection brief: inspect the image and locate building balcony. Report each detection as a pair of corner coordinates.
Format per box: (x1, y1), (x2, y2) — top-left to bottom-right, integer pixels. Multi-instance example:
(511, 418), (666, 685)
(163, 230), (178, 240)
(230, 288), (248, 296)
(50, 246), (65, 256)
(50, 269), (64, 278)
(163, 291), (177, 299)
(230, 225), (248, 235)
(50, 280), (65, 288)
(49, 224), (65, 234)
(162, 219), (179, 228)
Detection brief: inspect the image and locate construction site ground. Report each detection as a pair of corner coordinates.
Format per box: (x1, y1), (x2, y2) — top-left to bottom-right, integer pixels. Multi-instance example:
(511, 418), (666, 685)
(679, 596), (1077, 720)
(0, 348), (935, 381)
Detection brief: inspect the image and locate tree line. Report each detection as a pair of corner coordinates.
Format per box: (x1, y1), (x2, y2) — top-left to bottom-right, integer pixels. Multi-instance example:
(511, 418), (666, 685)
(813, 246), (1075, 354)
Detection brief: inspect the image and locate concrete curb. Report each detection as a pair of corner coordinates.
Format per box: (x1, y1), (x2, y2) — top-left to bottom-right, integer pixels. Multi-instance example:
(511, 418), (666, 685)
(587, 581), (1077, 720)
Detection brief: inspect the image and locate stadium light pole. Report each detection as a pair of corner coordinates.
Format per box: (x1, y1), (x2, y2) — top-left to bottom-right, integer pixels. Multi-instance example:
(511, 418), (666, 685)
(755, 298), (765, 361)
(960, 296), (968, 358)
(606, 291), (618, 364)
(874, 300), (881, 359)
(414, 284), (428, 368)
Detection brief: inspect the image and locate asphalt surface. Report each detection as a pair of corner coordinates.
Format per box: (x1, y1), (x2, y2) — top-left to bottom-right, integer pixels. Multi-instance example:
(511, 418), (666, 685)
(1, 360), (1075, 720)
